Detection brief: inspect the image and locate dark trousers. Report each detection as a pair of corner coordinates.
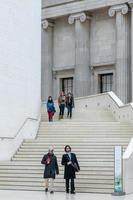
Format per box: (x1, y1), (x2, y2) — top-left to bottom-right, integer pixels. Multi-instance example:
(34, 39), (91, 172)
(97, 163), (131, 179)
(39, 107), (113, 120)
(66, 178), (75, 192)
(67, 105), (72, 118)
(59, 104), (65, 116)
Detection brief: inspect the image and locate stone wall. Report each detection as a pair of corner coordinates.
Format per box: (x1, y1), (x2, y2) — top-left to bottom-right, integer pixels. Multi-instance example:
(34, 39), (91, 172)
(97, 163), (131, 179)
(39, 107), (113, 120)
(53, 10), (116, 69)
(90, 9), (116, 66)
(0, 0), (41, 138)
(53, 17), (75, 70)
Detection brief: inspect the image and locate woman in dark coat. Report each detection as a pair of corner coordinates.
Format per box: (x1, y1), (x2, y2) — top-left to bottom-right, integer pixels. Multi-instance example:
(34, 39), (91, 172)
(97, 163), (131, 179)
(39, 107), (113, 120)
(41, 148), (59, 194)
(61, 145), (80, 194)
(66, 92), (74, 119)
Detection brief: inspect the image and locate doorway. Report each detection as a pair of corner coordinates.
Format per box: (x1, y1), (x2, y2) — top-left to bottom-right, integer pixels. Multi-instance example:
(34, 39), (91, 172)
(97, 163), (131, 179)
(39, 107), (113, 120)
(62, 77), (73, 94)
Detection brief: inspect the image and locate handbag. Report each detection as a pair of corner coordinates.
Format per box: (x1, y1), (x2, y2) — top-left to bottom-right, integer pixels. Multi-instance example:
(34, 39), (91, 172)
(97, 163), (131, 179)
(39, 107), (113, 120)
(72, 163), (79, 172)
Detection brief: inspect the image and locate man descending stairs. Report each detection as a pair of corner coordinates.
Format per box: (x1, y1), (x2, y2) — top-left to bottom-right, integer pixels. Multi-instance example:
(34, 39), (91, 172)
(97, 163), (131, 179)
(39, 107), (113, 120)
(0, 107), (132, 193)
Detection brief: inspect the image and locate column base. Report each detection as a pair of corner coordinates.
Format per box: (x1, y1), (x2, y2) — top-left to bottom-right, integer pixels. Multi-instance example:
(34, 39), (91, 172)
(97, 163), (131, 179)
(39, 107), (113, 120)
(111, 192), (126, 196)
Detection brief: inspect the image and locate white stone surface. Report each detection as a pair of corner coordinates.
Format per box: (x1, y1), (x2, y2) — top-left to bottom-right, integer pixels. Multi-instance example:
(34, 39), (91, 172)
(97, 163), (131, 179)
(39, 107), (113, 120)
(91, 9), (116, 65)
(53, 17), (75, 69)
(0, 190), (133, 200)
(0, 0), (41, 159)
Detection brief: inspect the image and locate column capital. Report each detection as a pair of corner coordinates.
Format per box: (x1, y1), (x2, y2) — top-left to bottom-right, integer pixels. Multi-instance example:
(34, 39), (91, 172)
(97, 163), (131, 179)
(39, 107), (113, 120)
(128, 0), (133, 8)
(42, 20), (54, 30)
(108, 4), (128, 17)
(68, 12), (91, 25)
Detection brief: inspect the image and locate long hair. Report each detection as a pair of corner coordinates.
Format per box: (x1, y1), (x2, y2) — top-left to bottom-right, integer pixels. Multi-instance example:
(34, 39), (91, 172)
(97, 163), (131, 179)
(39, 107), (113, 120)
(64, 145), (71, 152)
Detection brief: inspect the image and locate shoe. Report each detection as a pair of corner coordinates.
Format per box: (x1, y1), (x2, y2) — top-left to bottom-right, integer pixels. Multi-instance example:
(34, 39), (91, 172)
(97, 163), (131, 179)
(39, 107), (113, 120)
(50, 191), (54, 194)
(66, 190), (69, 193)
(45, 188), (48, 192)
(71, 191), (75, 194)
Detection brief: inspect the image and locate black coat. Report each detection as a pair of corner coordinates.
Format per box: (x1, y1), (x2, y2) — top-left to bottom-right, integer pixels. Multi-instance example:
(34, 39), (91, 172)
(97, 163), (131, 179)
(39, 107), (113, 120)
(61, 153), (80, 179)
(41, 153), (59, 179)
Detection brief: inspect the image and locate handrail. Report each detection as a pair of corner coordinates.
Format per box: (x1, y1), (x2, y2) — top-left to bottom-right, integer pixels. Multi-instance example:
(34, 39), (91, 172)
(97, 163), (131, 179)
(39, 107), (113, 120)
(0, 117), (40, 140)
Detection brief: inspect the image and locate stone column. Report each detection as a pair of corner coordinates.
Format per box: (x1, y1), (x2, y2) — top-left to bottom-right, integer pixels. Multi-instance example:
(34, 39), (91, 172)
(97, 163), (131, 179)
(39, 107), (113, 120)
(109, 4), (130, 103)
(68, 13), (91, 97)
(41, 20), (54, 101)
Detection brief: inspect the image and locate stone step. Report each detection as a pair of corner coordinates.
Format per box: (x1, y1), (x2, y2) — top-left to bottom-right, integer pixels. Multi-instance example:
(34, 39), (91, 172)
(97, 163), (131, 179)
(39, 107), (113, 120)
(40, 121), (123, 125)
(0, 181), (114, 189)
(39, 124), (131, 127)
(18, 148), (124, 152)
(0, 166), (113, 173)
(13, 156), (114, 162)
(37, 134), (133, 138)
(10, 159), (114, 169)
(20, 145), (127, 149)
(0, 171), (114, 177)
(38, 130), (133, 135)
(41, 119), (116, 122)
(0, 185), (113, 193)
(0, 161), (110, 168)
(15, 152), (115, 157)
(12, 157), (115, 162)
(39, 124), (132, 127)
(0, 172), (113, 178)
(0, 177), (114, 184)
(21, 143), (128, 148)
(38, 130), (133, 134)
(24, 138), (130, 142)
(16, 152), (115, 156)
(0, 166), (114, 173)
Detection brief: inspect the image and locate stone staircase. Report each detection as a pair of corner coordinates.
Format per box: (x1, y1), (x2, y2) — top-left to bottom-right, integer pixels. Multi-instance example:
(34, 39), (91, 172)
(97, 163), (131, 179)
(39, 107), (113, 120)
(0, 106), (132, 193)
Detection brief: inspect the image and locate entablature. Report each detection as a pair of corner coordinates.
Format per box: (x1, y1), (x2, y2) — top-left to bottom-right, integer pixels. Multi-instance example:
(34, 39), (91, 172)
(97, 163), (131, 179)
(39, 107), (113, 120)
(42, 0), (83, 9)
(42, 0), (129, 20)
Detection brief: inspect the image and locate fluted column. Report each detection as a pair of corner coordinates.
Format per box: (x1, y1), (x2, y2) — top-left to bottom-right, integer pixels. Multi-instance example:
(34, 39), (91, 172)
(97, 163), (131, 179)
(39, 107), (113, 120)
(41, 20), (54, 101)
(109, 4), (130, 103)
(68, 13), (91, 97)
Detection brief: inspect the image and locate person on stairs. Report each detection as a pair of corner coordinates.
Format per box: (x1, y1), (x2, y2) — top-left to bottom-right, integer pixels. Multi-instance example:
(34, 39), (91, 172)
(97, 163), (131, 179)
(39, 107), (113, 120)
(66, 92), (74, 119)
(58, 91), (66, 119)
(61, 145), (80, 194)
(41, 147), (59, 194)
(47, 96), (56, 122)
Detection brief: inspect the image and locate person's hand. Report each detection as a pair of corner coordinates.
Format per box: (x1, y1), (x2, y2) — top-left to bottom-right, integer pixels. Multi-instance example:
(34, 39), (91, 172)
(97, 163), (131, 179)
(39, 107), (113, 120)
(67, 161), (72, 165)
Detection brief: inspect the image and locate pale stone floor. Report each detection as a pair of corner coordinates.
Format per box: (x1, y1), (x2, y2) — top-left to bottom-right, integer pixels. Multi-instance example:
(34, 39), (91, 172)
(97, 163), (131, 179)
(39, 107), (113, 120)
(0, 191), (133, 200)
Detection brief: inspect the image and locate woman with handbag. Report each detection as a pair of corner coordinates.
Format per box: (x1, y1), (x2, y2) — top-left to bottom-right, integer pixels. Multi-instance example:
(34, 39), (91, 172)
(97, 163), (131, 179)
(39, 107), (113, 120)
(61, 145), (80, 194)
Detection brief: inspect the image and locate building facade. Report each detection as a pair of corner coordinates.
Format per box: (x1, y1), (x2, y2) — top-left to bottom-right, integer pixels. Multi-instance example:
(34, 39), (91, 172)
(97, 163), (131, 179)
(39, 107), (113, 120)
(42, 0), (133, 103)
